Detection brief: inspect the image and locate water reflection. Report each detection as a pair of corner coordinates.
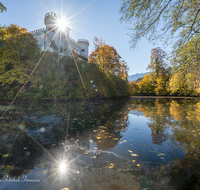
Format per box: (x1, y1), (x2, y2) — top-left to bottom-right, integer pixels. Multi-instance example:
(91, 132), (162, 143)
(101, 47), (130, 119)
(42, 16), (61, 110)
(0, 98), (200, 189)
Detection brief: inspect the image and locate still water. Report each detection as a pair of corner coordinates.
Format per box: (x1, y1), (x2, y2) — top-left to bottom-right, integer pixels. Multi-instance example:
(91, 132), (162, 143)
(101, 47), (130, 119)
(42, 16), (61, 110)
(0, 98), (200, 190)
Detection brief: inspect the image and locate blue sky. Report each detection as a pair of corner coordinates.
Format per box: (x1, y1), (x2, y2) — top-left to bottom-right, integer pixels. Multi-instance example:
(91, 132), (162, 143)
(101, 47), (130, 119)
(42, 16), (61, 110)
(1, 0), (168, 75)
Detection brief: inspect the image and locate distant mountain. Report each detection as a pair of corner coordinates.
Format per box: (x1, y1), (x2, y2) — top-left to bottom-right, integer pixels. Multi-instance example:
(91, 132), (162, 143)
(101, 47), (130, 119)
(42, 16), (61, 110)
(128, 72), (149, 81)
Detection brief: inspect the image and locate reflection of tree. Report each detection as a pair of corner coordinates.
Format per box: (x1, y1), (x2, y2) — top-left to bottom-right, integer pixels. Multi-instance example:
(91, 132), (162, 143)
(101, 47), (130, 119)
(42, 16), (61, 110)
(90, 114), (129, 150)
(170, 100), (187, 122)
(0, 98), (128, 179)
(129, 99), (171, 145)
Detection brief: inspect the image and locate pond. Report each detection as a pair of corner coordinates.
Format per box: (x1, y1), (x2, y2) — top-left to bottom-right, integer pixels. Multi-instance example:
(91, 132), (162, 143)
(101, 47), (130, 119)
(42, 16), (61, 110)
(0, 98), (200, 190)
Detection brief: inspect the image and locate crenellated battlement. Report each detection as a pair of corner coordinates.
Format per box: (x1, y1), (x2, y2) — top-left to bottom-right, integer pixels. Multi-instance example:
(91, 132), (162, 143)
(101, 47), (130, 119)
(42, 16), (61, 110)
(29, 28), (46, 34)
(29, 12), (89, 61)
(45, 12), (60, 19)
(78, 39), (89, 45)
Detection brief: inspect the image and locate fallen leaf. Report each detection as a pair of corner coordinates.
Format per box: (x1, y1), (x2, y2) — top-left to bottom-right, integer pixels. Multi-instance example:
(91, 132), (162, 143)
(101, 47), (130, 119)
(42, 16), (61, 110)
(97, 137), (101, 139)
(131, 153), (138, 156)
(113, 138), (119, 140)
(157, 153), (165, 156)
(91, 156), (96, 158)
(93, 147), (98, 150)
(160, 157), (165, 159)
(84, 152), (89, 155)
(2, 154), (9, 157)
(132, 160), (136, 162)
(137, 164), (140, 166)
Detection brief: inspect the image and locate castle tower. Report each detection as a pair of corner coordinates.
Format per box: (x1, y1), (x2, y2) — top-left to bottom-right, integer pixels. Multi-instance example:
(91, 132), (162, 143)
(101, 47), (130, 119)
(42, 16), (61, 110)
(77, 39), (89, 58)
(44, 12), (69, 56)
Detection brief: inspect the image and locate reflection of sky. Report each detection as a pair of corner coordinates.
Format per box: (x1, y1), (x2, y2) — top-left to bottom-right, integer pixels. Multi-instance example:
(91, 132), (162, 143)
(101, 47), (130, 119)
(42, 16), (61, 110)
(109, 112), (185, 165)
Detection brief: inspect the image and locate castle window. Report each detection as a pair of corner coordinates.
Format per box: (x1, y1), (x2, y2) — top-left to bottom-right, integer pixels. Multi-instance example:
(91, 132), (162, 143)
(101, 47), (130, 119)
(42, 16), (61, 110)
(81, 49), (85, 52)
(48, 27), (55, 32)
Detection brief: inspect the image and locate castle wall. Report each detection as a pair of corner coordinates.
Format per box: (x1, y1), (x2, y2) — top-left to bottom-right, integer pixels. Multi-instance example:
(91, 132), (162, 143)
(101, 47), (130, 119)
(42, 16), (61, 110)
(29, 12), (89, 61)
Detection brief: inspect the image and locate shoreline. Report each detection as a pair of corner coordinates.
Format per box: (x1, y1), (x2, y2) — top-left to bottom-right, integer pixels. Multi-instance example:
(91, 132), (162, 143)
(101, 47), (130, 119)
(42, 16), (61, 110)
(130, 96), (199, 99)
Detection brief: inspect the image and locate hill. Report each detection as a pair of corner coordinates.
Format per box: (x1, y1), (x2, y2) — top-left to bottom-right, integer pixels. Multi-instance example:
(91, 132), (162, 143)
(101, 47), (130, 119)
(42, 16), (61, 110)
(128, 72), (148, 81)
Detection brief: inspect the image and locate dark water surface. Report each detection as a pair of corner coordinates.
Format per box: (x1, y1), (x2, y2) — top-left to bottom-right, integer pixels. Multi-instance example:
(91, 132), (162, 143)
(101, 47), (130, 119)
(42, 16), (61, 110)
(0, 98), (200, 190)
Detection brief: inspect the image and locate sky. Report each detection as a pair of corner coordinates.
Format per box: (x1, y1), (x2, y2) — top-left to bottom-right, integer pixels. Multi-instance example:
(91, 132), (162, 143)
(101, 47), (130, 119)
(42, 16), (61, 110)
(1, 0), (168, 76)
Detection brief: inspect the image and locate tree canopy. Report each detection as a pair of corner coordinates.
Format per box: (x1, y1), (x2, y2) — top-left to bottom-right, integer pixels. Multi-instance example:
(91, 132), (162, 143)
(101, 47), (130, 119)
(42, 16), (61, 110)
(0, 2), (6, 13)
(0, 24), (40, 96)
(120, 0), (200, 48)
(147, 47), (167, 80)
(89, 37), (129, 80)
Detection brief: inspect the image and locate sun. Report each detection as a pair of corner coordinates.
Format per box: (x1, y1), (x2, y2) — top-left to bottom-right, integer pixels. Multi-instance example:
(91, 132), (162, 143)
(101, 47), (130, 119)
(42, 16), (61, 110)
(56, 17), (68, 32)
(59, 161), (67, 173)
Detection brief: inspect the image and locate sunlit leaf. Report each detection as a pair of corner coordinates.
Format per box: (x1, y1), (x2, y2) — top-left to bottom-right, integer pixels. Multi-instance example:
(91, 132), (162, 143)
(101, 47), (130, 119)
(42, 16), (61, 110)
(2, 154), (9, 157)
(131, 153), (138, 156)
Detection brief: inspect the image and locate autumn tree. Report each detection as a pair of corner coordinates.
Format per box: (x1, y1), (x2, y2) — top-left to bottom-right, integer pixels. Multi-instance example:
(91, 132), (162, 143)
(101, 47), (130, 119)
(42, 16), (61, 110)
(147, 47), (167, 84)
(0, 2), (6, 13)
(89, 37), (129, 80)
(0, 24), (40, 97)
(138, 74), (155, 94)
(170, 37), (200, 95)
(120, 0), (200, 48)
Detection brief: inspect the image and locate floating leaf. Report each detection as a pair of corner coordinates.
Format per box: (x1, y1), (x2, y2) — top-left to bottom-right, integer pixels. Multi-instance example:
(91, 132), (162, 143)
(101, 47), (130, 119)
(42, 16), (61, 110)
(132, 160), (136, 162)
(160, 157), (165, 159)
(52, 144), (56, 146)
(91, 156), (96, 158)
(137, 164), (140, 166)
(157, 153), (165, 156)
(142, 144), (145, 146)
(131, 153), (138, 156)
(84, 152), (89, 155)
(2, 154), (9, 158)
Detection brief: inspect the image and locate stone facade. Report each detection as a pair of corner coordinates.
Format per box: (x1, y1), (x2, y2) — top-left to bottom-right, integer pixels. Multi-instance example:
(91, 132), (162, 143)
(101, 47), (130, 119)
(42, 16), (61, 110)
(29, 12), (89, 61)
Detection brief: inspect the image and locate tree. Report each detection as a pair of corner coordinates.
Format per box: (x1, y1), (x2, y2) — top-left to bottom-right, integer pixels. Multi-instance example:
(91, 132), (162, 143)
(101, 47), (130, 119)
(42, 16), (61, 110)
(170, 37), (200, 95)
(89, 37), (129, 80)
(147, 47), (167, 83)
(120, 0), (200, 48)
(0, 24), (40, 97)
(138, 74), (155, 94)
(0, 2), (6, 13)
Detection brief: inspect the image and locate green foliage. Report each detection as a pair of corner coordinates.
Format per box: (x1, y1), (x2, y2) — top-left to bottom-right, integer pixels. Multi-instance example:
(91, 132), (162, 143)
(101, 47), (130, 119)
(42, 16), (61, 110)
(0, 2), (6, 13)
(120, 0), (200, 48)
(32, 53), (131, 100)
(0, 24), (40, 98)
(169, 37), (200, 95)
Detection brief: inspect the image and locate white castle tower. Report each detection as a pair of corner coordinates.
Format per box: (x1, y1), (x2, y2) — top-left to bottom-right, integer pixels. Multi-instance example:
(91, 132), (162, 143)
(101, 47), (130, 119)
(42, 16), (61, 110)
(29, 12), (89, 61)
